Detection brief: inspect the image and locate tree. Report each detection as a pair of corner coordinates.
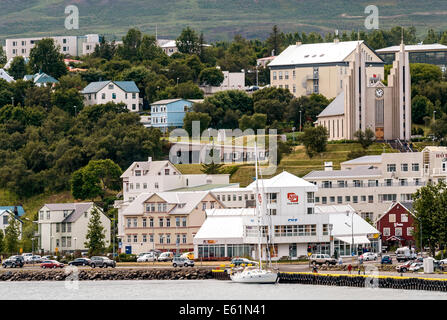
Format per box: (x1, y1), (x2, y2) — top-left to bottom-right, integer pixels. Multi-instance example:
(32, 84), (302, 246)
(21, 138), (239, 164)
(118, 28), (142, 61)
(239, 113), (267, 131)
(301, 126), (328, 158)
(4, 213), (20, 254)
(266, 25), (285, 56)
(28, 38), (67, 78)
(138, 34), (164, 61)
(93, 36), (117, 60)
(413, 182), (447, 256)
(0, 45), (6, 67)
(183, 112), (211, 136)
(412, 95), (434, 125)
(199, 67), (224, 86)
(354, 129), (375, 149)
(410, 63), (442, 85)
(71, 159), (122, 202)
(0, 229), (4, 253)
(176, 81), (204, 99)
(51, 88), (84, 115)
(7, 56), (28, 80)
(201, 161), (224, 174)
(431, 114), (447, 141)
(84, 207), (106, 256)
(176, 27), (200, 54)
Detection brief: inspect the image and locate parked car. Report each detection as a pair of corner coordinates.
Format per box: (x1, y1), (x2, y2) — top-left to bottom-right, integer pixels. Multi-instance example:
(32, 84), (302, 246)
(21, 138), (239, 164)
(396, 260), (413, 273)
(180, 252), (194, 260)
(41, 260), (64, 269)
(172, 257), (195, 267)
(2, 256), (25, 268)
(137, 253), (156, 262)
(28, 255), (42, 264)
(41, 255), (56, 260)
(395, 247), (417, 262)
(309, 254), (337, 266)
(360, 252), (378, 261)
(409, 262), (424, 272)
(439, 258), (447, 265)
(22, 253), (33, 261)
(381, 255), (393, 264)
(231, 258), (257, 267)
(68, 258), (92, 266)
(157, 252), (174, 262)
(90, 256), (116, 268)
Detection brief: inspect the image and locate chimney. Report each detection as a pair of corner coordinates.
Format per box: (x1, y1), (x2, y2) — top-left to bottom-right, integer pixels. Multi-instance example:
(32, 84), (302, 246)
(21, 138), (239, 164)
(296, 41), (302, 46)
(148, 157), (152, 162)
(324, 162), (333, 171)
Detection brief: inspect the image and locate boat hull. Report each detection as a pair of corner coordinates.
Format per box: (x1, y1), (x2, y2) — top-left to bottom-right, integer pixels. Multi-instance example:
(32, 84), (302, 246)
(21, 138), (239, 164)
(230, 270), (278, 284)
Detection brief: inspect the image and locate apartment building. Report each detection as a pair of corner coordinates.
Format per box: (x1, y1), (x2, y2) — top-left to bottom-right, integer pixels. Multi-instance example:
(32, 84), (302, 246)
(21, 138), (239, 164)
(81, 81), (141, 112)
(194, 171), (380, 259)
(37, 202), (111, 253)
(303, 146), (447, 223)
(115, 157), (232, 242)
(120, 191), (224, 254)
(5, 34), (101, 60)
(269, 40), (384, 99)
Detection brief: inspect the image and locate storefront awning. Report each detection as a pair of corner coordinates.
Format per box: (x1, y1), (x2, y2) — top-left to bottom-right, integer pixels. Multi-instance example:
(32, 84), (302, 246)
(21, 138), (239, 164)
(336, 235), (371, 245)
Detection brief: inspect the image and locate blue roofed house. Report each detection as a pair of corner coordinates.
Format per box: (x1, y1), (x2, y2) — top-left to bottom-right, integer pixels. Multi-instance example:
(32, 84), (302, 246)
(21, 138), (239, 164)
(23, 72), (59, 87)
(0, 206), (25, 239)
(81, 80), (142, 112)
(146, 98), (203, 132)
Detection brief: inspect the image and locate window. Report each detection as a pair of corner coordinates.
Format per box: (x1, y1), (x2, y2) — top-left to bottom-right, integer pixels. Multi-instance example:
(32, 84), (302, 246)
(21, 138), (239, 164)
(182, 234), (187, 244)
(143, 234), (147, 242)
(395, 228), (402, 237)
(39, 211), (43, 220)
(63, 210), (69, 217)
(233, 195), (236, 201)
(56, 223), (60, 232)
(268, 209), (277, 215)
(46, 211), (50, 219)
(176, 217), (181, 227)
(182, 217), (187, 227)
(159, 234), (164, 244)
(337, 181), (347, 188)
(149, 218), (154, 227)
(379, 194), (397, 202)
(368, 180), (378, 187)
(159, 218), (163, 227)
(166, 234), (171, 244)
(127, 235), (131, 243)
(383, 228), (390, 236)
(345, 196), (351, 202)
(361, 195), (366, 202)
(412, 163), (420, 171)
(322, 224), (329, 235)
(133, 235), (138, 243)
(330, 196), (335, 203)
(401, 194), (412, 202)
(322, 197), (327, 204)
(368, 195), (374, 203)
(399, 179), (408, 186)
(62, 223), (66, 233)
(401, 214), (408, 223)
(102, 93), (106, 99)
(401, 163), (408, 172)
(307, 207), (314, 215)
(62, 237), (66, 247)
(353, 196), (358, 203)
(67, 223), (71, 232)
(279, 71), (283, 80)
(385, 179), (393, 186)
(322, 181), (332, 188)
(112, 93), (116, 99)
(108, 84), (114, 89)
(143, 183), (147, 189)
(133, 218), (137, 227)
(285, 71), (289, 79)
(166, 218), (170, 227)
(337, 196), (342, 204)
(407, 227), (414, 236)
(273, 72), (277, 80)
(149, 234), (154, 243)
(353, 180), (363, 187)
(202, 202), (206, 211)
(387, 164), (396, 172)
(307, 192), (315, 203)
(414, 178), (421, 186)
(135, 170), (141, 176)
(389, 214), (396, 223)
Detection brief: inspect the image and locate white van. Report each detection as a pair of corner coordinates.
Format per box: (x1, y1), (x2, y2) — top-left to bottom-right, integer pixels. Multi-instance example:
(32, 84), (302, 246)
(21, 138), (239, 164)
(157, 252), (174, 262)
(395, 247), (417, 262)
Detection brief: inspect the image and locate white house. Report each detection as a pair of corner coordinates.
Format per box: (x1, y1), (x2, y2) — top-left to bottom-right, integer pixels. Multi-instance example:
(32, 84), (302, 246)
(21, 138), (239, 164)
(37, 202), (111, 253)
(194, 171), (380, 260)
(81, 80), (142, 112)
(0, 209), (24, 239)
(0, 69), (14, 83)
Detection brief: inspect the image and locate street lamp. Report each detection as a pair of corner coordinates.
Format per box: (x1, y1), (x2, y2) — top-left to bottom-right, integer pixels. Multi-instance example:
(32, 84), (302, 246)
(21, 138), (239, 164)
(345, 210), (354, 257)
(74, 105), (77, 117)
(299, 110), (302, 132)
(433, 110), (437, 122)
(292, 127), (296, 142)
(11, 97), (14, 106)
(176, 78), (179, 86)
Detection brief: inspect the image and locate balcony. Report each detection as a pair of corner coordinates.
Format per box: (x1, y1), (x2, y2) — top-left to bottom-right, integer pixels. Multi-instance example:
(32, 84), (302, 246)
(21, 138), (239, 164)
(317, 181), (427, 189)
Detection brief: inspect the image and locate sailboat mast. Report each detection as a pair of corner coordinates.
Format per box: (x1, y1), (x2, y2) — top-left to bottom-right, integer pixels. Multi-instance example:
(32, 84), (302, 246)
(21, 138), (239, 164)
(254, 143), (262, 270)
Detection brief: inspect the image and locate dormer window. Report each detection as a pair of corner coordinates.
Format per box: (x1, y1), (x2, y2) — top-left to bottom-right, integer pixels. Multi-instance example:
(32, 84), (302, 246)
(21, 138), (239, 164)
(135, 170), (141, 176)
(165, 169), (170, 175)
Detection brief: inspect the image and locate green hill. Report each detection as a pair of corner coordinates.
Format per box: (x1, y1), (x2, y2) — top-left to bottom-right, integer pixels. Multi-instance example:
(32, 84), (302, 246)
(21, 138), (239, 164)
(1, 0), (447, 42)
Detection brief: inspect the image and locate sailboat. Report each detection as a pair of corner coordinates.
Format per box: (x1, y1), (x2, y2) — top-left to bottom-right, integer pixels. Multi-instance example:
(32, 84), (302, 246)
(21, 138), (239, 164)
(230, 143), (278, 284)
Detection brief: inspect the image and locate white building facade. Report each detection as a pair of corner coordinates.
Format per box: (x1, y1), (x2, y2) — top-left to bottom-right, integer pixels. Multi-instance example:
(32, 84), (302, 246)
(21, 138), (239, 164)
(37, 203), (111, 253)
(304, 146), (447, 223)
(194, 171), (380, 260)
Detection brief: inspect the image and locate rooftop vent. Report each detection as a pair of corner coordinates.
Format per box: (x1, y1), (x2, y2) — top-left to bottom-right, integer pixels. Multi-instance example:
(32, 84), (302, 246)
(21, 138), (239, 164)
(296, 42), (302, 46)
(324, 162), (333, 171)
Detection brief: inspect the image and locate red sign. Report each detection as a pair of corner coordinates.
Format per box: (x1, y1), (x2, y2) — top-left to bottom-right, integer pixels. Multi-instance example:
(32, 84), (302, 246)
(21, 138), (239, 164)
(287, 193), (299, 203)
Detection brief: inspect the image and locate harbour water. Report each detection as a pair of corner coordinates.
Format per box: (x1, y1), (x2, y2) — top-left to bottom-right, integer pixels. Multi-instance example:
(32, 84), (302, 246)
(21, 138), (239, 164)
(0, 280), (446, 300)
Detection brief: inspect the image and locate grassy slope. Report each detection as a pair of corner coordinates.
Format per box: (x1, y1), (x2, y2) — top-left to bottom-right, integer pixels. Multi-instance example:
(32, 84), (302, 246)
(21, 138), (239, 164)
(176, 142), (397, 187)
(0, 0), (447, 42)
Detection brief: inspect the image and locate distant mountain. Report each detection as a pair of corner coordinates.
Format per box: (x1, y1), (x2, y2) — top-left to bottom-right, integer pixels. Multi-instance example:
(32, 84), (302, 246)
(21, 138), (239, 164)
(1, 0), (447, 42)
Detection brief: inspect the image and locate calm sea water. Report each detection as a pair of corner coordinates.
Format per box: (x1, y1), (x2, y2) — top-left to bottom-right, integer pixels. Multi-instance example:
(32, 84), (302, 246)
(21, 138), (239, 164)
(0, 280), (446, 300)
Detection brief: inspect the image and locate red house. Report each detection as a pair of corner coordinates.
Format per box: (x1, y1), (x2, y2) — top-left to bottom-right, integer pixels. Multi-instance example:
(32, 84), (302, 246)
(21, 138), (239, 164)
(376, 202), (415, 249)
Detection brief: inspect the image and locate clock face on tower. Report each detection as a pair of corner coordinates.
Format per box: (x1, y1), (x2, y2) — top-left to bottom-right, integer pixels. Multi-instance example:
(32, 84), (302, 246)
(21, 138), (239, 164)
(375, 88), (384, 98)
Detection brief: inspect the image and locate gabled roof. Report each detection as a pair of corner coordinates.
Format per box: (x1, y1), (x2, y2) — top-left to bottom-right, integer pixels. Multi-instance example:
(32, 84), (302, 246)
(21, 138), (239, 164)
(150, 98), (198, 105)
(0, 210), (24, 224)
(269, 41), (365, 67)
(376, 43), (447, 53)
(247, 171), (317, 189)
(24, 72), (59, 84)
(81, 81), (139, 94)
(318, 92), (345, 118)
(341, 155), (382, 165)
(377, 201), (415, 223)
(122, 191), (218, 216)
(42, 202), (96, 223)
(0, 206), (25, 216)
(121, 160), (180, 178)
(0, 69), (14, 82)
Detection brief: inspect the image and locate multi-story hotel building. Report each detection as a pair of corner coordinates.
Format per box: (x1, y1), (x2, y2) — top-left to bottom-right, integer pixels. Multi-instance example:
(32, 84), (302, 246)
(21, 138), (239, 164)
(269, 40), (384, 99)
(120, 191), (224, 254)
(303, 146), (447, 223)
(5, 34), (101, 60)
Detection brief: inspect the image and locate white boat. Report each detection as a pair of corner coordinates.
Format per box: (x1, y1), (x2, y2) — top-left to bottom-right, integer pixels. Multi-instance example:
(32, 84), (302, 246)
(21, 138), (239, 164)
(230, 143), (278, 284)
(230, 266), (278, 283)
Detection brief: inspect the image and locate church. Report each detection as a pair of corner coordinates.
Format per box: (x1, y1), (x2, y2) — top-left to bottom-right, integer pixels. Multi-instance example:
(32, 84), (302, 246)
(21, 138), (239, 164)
(269, 38), (411, 142)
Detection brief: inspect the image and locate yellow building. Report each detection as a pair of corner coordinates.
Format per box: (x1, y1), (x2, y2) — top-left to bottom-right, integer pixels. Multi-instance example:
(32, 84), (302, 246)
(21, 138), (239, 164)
(269, 40), (385, 99)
